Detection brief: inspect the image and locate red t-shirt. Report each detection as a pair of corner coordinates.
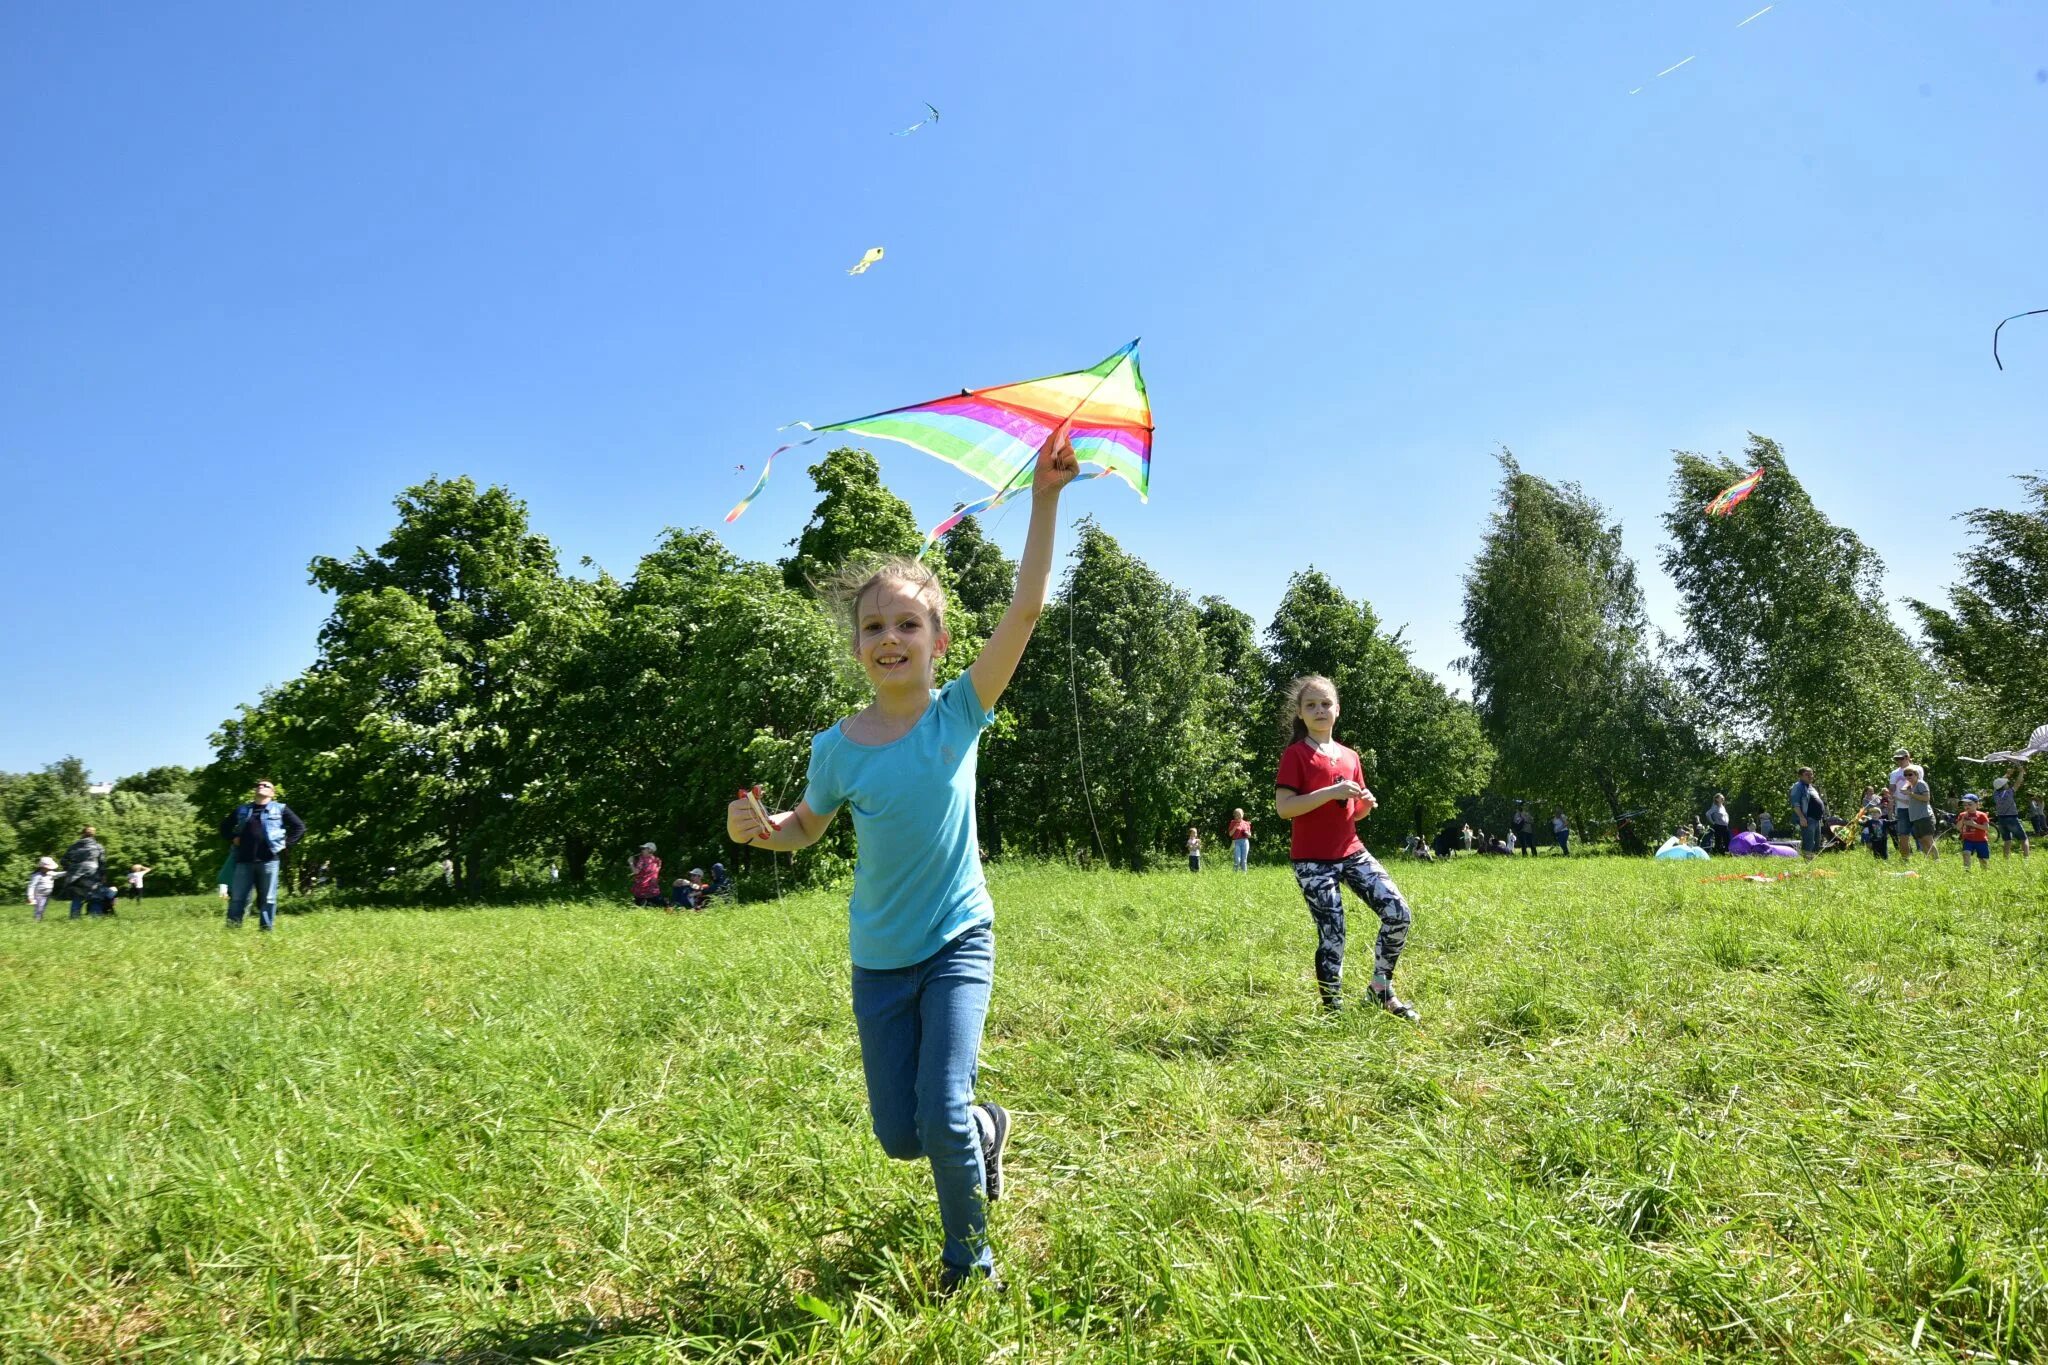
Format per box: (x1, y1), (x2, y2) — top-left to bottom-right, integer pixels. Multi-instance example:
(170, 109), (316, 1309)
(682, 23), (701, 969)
(1226, 818), (1252, 840)
(1275, 739), (1366, 861)
(1957, 809), (1991, 842)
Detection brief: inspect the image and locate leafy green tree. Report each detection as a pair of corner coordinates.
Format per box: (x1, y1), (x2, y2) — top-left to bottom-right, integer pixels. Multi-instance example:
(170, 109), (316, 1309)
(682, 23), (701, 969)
(1266, 570), (1493, 841)
(0, 759), (94, 869)
(940, 514), (1014, 623)
(100, 789), (203, 891)
(113, 765), (197, 798)
(1661, 436), (1935, 804)
(1194, 595), (1265, 839)
(0, 759), (206, 892)
(1460, 455), (1706, 838)
(780, 448), (926, 592)
(1908, 473), (2048, 742)
(543, 529), (862, 889)
(200, 477), (598, 890)
(992, 521), (1236, 870)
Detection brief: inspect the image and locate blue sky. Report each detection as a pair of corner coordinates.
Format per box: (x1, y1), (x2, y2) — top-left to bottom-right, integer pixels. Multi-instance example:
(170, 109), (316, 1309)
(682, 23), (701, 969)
(3, 0), (2044, 778)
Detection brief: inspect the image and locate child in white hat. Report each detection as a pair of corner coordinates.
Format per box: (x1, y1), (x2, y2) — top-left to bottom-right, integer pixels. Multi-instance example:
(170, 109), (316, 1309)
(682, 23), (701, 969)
(26, 857), (58, 921)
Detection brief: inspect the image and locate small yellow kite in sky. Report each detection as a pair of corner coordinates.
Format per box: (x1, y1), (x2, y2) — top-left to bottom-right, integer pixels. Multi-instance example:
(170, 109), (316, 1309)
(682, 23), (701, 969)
(848, 247), (884, 275)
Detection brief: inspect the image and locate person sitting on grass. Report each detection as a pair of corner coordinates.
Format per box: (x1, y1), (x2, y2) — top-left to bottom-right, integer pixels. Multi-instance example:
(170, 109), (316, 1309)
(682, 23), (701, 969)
(1274, 674), (1419, 1021)
(1991, 771), (2029, 860)
(1956, 793), (1992, 870)
(669, 876), (695, 911)
(725, 424), (1080, 1296)
(703, 863), (732, 903)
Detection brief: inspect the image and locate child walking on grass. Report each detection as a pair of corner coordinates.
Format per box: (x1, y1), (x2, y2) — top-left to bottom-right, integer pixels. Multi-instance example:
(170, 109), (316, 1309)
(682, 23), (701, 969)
(726, 426), (1079, 1294)
(1227, 809), (1252, 872)
(1273, 674), (1419, 1021)
(26, 856), (57, 921)
(1956, 793), (1992, 869)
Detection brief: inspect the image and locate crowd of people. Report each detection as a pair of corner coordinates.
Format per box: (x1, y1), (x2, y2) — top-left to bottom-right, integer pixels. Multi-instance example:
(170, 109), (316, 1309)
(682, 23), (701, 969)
(21, 826), (153, 921)
(21, 779), (309, 929)
(1640, 748), (2042, 866)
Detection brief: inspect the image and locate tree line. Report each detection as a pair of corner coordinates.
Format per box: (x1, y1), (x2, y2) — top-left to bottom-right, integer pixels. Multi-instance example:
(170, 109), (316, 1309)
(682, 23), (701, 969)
(3, 437), (2040, 895)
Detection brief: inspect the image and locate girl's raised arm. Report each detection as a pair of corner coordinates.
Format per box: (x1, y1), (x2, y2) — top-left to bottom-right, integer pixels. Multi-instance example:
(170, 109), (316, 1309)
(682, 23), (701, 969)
(967, 426), (1079, 710)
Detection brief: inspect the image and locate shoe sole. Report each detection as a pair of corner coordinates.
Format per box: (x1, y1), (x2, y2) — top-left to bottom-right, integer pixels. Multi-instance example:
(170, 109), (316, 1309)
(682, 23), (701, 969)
(979, 1102), (1009, 1203)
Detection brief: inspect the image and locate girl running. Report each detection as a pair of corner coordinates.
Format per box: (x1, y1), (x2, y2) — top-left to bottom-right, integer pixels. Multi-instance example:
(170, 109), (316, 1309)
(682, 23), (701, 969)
(1273, 674), (1419, 1020)
(727, 426), (1079, 1293)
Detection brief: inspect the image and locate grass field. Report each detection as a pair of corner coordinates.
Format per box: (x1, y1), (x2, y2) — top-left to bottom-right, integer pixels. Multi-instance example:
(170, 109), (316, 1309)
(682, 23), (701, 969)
(4, 854), (2047, 1361)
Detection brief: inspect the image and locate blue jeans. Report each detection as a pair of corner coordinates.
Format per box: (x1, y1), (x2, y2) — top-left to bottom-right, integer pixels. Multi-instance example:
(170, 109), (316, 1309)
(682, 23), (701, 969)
(227, 859), (282, 929)
(1232, 838), (1249, 871)
(850, 923), (994, 1276)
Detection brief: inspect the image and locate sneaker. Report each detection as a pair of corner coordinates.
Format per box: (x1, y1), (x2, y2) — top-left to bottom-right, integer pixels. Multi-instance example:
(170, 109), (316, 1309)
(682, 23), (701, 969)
(974, 1101), (1010, 1203)
(1368, 980), (1420, 1022)
(938, 1264), (1007, 1296)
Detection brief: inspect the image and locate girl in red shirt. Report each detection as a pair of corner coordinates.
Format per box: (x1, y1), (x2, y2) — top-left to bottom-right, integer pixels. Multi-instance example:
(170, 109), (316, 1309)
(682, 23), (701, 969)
(1226, 809), (1253, 872)
(1273, 675), (1418, 1020)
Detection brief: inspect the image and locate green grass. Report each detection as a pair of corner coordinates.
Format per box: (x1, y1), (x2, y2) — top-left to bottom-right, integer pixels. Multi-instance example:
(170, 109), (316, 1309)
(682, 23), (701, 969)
(4, 854), (2047, 1361)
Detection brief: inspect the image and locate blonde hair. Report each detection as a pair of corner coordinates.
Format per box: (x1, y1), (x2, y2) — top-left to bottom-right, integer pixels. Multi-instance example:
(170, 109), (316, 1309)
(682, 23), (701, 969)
(1282, 674), (1338, 745)
(822, 555), (949, 647)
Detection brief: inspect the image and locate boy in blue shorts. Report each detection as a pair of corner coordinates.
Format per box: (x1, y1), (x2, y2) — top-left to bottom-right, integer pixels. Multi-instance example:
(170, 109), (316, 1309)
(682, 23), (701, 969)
(1956, 793), (1992, 869)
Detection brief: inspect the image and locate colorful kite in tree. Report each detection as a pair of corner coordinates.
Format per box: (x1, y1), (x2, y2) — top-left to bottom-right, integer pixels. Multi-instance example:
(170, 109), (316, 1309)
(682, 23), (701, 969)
(1705, 467), (1764, 516)
(847, 247), (885, 276)
(726, 340), (1152, 545)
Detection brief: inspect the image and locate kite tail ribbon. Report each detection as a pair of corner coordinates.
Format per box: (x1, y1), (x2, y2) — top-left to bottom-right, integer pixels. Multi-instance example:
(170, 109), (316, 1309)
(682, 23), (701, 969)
(725, 424), (817, 524)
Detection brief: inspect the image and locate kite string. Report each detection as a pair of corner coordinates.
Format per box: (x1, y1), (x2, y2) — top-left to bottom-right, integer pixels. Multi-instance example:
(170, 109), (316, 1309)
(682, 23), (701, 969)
(1067, 559), (1110, 869)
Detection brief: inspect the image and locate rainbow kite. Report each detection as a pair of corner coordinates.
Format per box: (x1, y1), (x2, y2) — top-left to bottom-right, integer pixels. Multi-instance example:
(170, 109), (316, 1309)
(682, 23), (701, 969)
(726, 340), (1153, 544)
(1705, 467), (1764, 517)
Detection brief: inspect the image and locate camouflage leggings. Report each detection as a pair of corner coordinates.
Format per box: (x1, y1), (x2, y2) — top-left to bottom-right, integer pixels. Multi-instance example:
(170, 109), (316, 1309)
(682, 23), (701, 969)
(1292, 851), (1412, 1008)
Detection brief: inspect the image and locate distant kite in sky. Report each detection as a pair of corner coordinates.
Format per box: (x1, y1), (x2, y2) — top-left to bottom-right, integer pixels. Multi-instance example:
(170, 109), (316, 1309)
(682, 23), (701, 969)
(893, 102), (940, 136)
(1993, 308), (2046, 370)
(725, 340), (1153, 545)
(847, 247), (885, 275)
(1629, 1), (1775, 94)
(1705, 467), (1764, 516)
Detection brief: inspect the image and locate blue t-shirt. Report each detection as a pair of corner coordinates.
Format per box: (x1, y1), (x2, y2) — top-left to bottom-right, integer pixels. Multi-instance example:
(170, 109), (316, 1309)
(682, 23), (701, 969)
(802, 674), (995, 969)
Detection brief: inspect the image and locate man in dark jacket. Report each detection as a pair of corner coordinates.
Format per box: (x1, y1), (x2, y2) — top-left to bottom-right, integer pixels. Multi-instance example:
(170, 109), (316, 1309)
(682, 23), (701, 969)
(62, 825), (105, 919)
(219, 779), (306, 931)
